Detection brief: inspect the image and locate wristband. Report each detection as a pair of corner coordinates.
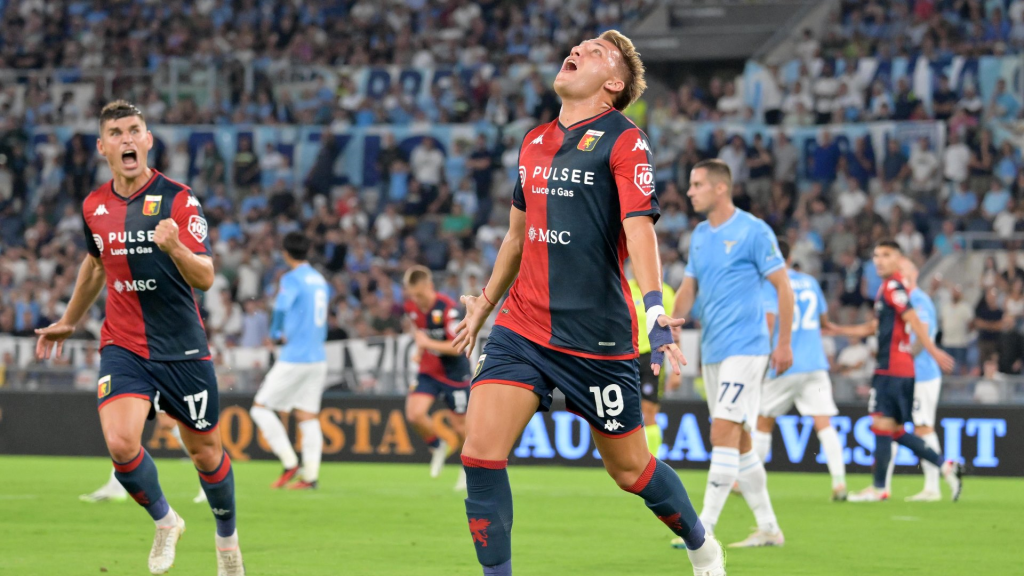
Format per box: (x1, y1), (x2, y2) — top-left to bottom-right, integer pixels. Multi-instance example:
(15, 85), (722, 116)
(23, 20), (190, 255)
(642, 291), (665, 335)
(481, 288), (496, 307)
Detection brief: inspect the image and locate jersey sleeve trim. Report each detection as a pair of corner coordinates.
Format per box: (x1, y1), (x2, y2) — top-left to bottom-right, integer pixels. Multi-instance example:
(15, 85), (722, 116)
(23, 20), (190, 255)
(761, 261), (786, 278)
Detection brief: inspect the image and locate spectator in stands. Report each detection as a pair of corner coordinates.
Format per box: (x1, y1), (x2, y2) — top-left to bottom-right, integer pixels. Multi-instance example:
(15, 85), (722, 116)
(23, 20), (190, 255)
(932, 75), (958, 121)
(932, 220), (964, 255)
(745, 134), (773, 207)
(409, 137), (444, 194)
(939, 284), (973, 374)
(974, 355), (1006, 403)
(974, 286), (1005, 368)
(813, 62), (841, 124)
(943, 130), (971, 194)
(946, 180), (979, 219)
(717, 135), (748, 186)
(988, 78), (1021, 120)
(959, 85), (985, 118)
(809, 130), (840, 184)
(781, 80), (812, 119)
(875, 180), (914, 222)
(468, 134), (493, 230)
(716, 80), (743, 119)
(982, 177), (1013, 221)
(835, 336), (874, 381)
(233, 135), (261, 189)
(880, 139), (910, 184)
(772, 131), (798, 188)
(908, 138), (940, 198)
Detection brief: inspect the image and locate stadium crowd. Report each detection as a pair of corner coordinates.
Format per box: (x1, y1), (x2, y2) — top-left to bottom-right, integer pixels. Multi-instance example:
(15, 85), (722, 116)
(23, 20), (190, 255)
(2, 0), (1024, 386)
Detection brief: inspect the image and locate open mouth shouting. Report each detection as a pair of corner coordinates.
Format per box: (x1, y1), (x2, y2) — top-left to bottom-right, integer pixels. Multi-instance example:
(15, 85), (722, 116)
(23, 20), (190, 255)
(121, 149), (139, 171)
(561, 58), (578, 72)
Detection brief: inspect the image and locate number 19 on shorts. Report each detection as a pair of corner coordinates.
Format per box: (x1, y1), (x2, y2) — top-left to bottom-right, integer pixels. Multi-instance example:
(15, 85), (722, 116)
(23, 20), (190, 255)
(589, 384), (624, 417)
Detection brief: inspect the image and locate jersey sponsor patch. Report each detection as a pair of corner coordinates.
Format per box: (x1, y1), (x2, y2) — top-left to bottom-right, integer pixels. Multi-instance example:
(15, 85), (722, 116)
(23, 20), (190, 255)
(518, 165), (527, 187)
(892, 289), (908, 307)
(577, 129), (604, 152)
(92, 234), (104, 254)
(634, 163), (655, 196)
(142, 195), (162, 216)
(187, 215), (208, 243)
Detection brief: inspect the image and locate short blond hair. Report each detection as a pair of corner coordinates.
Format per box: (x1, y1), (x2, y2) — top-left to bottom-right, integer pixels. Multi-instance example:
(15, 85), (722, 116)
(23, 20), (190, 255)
(403, 265), (432, 287)
(599, 30), (647, 110)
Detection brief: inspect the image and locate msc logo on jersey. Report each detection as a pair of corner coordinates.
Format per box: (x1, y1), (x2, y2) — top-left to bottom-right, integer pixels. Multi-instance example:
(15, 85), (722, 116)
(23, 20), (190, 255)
(142, 195), (162, 216)
(186, 195), (201, 208)
(634, 164), (655, 196)
(528, 227), (571, 245)
(92, 234), (104, 254)
(114, 279), (158, 293)
(632, 138), (651, 152)
(188, 215), (208, 243)
(97, 375), (111, 399)
(93, 204), (109, 216)
(577, 129), (604, 152)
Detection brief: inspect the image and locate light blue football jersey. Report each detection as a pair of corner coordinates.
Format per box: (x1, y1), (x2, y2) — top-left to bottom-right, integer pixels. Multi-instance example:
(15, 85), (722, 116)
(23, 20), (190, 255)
(763, 269), (830, 378)
(685, 208), (785, 364)
(272, 263), (329, 363)
(910, 288), (940, 382)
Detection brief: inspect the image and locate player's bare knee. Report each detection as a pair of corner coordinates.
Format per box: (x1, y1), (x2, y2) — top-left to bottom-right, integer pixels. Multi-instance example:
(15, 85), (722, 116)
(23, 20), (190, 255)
(916, 425), (934, 436)
(293, 409), (317, 422)
(812, 415), (832, 432)
(709, 419), (742, 448)
(105, 432), (141, 462)
(461, 436), (508, 462)
(756, 415), (775, 433)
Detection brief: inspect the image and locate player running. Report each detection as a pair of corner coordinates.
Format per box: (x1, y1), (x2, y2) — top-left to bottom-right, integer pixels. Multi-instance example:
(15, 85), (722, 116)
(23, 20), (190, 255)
(753, 239), (848, 501)
(628, 266), (677, 455)
(403, 265), (471, 490)
(882, 259), (949, 501)
(453, 31), (725, 576)
(81, 412), (208, 504)
(673, 159), (793, 549)
(35, 100), (244, 575)
(827, 240), (962, 502)
(250, 232), (329, 490)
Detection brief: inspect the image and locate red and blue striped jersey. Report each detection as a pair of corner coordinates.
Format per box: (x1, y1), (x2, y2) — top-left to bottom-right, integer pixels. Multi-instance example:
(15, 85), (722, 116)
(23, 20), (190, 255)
(405, 294), (471, 386)
(496, 109), (659, 360)
(874, 273), (915, 377)
(82, 171), (212, 361)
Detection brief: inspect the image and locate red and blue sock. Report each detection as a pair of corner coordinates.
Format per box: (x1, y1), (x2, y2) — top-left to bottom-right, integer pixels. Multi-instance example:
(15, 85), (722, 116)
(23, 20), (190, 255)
(872, 428), (894, 489)
(197, 451), (236, 537)
(113, 448), (170, 521)
(425, 435), (441, 449)
(462, 455), (512, 576)
(625, 455), (705, 550)
(894, 428), (943, 467)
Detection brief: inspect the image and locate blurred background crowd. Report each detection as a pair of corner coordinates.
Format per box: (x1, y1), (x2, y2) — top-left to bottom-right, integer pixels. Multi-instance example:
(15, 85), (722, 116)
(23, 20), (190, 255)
(2, 0), (1024, 400)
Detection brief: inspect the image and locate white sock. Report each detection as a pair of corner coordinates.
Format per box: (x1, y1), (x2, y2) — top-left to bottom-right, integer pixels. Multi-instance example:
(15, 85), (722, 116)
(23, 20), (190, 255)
(816, 426), (846, 489)
(921, 432), (942, 493)
(250, 406), (299, 470)
(215, 530), (239, 550)
(687, 536), (720, 570)
(298, 418), (323, 482)
(752, 430), (772, 463)
(700, 447), (739, 531)
(155, 508), (178, 528)
(169, 423), (191, 458)
(737, 450), (780, 534)
(885, 441), (898, 493)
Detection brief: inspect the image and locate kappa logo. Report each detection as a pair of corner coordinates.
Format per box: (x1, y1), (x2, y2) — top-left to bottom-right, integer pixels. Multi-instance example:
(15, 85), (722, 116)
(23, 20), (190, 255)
(186, 195), (200, 208)
(632, 138), (651, 152)
(188, 215), (208, 243)
(634, 163), (655, 196)
(518, 165), (527, 188)
(93, 204), (109, 216)
(194, 419), (212, 430)
(604, 419), (624, 432)
(577, 129), (604, 152)
(211, 507), (231, 516)
(92, 234), (104, 254)
(657, 512), (684, 532)
(723, 240), (737, 254)
(531, 134), (544, 145)
(468, 518), (491, 547)
(97, 375), (111, 399)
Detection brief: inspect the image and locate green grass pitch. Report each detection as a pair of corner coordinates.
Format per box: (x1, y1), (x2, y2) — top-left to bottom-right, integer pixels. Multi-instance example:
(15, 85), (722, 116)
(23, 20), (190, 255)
(0, 456), (1018, 575)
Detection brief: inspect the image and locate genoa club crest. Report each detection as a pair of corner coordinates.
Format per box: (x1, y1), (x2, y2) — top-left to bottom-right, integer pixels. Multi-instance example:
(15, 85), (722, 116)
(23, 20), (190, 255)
(577, 129), (604, 152)
(142, 195), (162, 216)
(97, 375), (111, 399)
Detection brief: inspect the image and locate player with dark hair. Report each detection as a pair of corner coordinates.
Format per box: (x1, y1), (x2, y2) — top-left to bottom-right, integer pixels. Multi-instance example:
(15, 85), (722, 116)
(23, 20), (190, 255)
(753, 239), (848, 501)
(828, 240), (961, 502)
(674, 158), (793, 548)
(403, 265), (472, 490)
(250, 231), (329, 490)
(453, 30), (724, 576)
(35, 100), (244, 575)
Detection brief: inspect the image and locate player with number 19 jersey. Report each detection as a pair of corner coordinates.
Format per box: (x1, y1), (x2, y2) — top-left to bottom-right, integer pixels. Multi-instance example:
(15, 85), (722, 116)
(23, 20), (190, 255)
(474, 108), (659, 436)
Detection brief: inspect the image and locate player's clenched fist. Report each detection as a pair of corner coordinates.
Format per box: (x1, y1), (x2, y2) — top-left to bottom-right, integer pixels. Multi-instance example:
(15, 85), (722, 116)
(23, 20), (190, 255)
(154, 218), (182, 253)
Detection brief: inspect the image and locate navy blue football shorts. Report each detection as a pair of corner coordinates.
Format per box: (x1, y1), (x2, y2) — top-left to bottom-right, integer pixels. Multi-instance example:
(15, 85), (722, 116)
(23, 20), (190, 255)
(868, 374), (916, 425)
(96, 345), (220, 433)
(412, 374), (471, 415)
(472, 325), (643, 437)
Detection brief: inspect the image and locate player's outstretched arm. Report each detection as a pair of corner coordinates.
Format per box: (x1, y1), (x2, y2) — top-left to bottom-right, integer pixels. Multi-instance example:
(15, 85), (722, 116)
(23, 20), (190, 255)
(623, 216), (687, 376)
(35, 255), (106, 359)
(452, 206), (526, 357)
(902, 308), (955, 372)
(673, 276), (697, 320)
(821, 317), (877, 339)
(414, 330), (462, 356)
(153, 218), (215, 291)
(767, 267), (794, 375)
